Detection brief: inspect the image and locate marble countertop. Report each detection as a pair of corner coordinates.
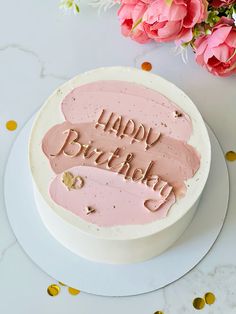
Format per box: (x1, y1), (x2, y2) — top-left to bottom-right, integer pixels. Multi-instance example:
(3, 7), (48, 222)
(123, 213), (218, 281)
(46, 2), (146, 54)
(0, 1), (236, 313)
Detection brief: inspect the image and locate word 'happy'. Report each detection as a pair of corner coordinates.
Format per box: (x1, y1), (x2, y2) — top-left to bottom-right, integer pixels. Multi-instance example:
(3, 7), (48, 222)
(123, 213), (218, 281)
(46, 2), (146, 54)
(95, 110), (161, 151)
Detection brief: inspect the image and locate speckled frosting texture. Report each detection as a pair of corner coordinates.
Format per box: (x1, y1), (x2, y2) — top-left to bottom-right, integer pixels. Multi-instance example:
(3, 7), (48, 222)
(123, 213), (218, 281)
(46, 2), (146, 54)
(42, 80), (201, 227)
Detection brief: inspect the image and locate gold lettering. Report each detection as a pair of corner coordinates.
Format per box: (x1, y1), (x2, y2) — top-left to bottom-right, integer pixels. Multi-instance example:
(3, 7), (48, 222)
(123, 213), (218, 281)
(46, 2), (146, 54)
(117, 153), (134, 179)
(161, 185), (173, 198)
(94, 150), (109, 165)
(144, 199), (162, 212)
(132, 168), (144, 182)
(109, 116), (122, 136)
(50, 111), (174, 199)
(107, 148), (122, 169)
(95, 109), (114, 131)
(83, 141), (97, 159)
(131, 124), (146, 144)
(50, 128), (71, 157)
(63, 129), (83, 158)
(146, 175), (160, 189)
(145, 128), (161, 151)
(141, 161), (155, 184)
(156, 181), (173, 198)
(120, 119), (135, 139)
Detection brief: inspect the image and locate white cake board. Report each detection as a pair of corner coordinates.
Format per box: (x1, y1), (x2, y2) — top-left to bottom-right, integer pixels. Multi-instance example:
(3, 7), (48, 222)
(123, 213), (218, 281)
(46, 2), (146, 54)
(4, 116), (229, 297)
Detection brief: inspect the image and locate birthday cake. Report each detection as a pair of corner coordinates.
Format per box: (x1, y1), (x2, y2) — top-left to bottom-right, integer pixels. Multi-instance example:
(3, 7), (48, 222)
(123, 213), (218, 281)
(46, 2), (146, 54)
(29, 67), (211, 264)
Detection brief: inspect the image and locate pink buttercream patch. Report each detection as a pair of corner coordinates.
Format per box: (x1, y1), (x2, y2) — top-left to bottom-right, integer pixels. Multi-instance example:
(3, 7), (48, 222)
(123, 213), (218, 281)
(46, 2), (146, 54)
(42, 80), (201, 227)
(50, 166), (176, 227)
(61, 80), (192, 142)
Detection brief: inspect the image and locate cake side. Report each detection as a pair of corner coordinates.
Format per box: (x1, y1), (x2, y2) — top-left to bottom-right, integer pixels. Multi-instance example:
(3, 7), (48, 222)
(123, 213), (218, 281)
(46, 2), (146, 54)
(33, 184), (200, 263)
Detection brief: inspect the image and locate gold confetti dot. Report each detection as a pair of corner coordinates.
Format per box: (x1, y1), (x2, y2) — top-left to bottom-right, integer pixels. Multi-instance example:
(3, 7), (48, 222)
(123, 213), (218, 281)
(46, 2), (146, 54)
(193, 297), (205, 310)
(141, 61), (152, 72)
(68, 287), (80, 295)
(225, 151), (236, 161)
(47, 284), (60, 297)
(153, 311), (164, 314)
(58, 281), (66, 286)
(204, 292), (216, 305)
(6, 120), (17, 131)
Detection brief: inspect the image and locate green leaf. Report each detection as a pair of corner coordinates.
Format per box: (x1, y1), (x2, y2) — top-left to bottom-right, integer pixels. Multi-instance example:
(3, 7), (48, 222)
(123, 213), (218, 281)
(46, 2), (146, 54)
(181, 41), (190, 48)
(206, 10), (220, 27)
(131, 18), (142, 32)
(205, 29), (212, 35)
(74, 3), (80, 13)
(59, 0), (80, 14)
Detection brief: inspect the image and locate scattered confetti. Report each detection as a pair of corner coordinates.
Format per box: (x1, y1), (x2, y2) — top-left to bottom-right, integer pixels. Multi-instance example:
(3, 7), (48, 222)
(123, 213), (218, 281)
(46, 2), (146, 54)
(62, 172), (84, 190)
(6, 120), (17, 131)
(225, 151), (236, 161)
(174, 110), (183, 118)
(68, 287), (81, 295)
(85, 206), (96, 215)
(193, 297), (205, 310)
(47, 284), (60, 297)
(204, 292), (216, 305)
(141, 61), (152, 72)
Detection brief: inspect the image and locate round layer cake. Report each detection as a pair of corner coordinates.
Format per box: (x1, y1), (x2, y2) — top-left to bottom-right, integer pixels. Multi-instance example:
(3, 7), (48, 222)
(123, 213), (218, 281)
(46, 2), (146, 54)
(29, 67), (211, 264)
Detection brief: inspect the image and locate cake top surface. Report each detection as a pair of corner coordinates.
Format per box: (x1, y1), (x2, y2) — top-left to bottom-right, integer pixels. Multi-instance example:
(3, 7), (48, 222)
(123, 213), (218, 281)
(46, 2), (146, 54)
(29, 67), (211, 239)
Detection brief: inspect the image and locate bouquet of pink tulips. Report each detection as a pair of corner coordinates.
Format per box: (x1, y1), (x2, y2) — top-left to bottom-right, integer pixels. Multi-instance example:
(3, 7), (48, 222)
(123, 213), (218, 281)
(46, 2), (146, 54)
(117, 0), (236, 77)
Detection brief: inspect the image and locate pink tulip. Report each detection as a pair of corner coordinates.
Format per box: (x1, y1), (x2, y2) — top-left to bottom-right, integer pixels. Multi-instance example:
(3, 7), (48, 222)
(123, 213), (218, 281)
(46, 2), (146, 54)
(120, 0), (154, 4)
(142, 0), (208, 43)
(210, 0), (236, 8)
(118, 1), (152, 44)
(194, 18), (236, 77)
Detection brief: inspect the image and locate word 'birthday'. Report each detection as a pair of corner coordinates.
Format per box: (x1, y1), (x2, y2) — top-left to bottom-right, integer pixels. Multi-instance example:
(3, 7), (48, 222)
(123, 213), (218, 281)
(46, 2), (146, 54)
(56, 129), (173, 198)
(95, 110), (161, 151)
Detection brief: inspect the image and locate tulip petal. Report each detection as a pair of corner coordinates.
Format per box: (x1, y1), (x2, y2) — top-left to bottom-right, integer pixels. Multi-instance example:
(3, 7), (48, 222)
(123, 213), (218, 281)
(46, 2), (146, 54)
(211, 43), (235, 62)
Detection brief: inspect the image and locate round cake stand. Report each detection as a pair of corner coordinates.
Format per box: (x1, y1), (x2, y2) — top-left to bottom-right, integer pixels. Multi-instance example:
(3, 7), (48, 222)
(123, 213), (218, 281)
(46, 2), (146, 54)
(4, 116), (229, 297)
